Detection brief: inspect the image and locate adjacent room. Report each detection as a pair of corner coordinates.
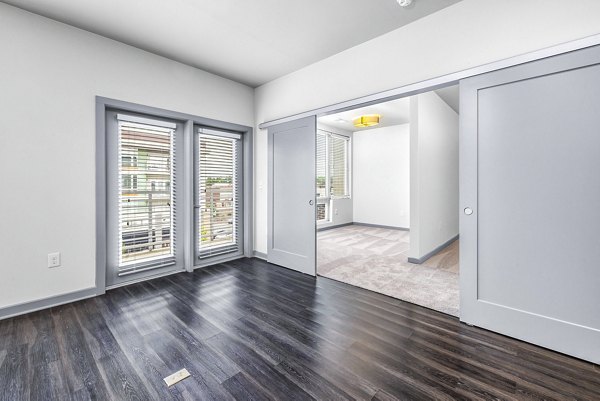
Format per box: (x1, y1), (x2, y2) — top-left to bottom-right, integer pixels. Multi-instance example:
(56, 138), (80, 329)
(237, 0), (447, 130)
(316, 87), (460, 316)
(2, 0), (600, 400)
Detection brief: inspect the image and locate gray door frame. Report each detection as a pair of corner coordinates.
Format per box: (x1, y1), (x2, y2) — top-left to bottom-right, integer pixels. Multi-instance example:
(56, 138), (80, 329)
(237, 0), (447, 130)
(96, 97), (253, 292)
(460, 44), (600, 364)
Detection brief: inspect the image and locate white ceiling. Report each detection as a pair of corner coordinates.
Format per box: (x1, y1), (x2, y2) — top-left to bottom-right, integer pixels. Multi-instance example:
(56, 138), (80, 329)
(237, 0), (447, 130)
(3, 0), (461, 87)
(319, 97), (410, 132)
(319, 84), (458, 132)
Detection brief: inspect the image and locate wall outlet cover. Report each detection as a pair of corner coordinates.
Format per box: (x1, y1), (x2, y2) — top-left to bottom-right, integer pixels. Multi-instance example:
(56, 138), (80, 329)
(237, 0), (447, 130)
(48, 252), (61, 268)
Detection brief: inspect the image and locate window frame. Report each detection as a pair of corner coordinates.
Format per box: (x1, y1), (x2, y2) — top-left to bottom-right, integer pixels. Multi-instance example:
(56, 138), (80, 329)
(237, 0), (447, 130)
(328, 132), (351, 199)
(105, 112), (184, 287)
(97, 97), (253, 291)
(316, 129), (351, 225)
(316, 130), (331, 222)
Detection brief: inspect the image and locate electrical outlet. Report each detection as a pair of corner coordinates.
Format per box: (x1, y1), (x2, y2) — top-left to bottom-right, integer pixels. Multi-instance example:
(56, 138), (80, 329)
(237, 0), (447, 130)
(48, 252), (61, 268)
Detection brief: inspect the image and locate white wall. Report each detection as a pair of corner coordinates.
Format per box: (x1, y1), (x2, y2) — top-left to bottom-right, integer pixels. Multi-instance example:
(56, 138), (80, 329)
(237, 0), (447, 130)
(320, 198), (353, 230)
(317, 123), (353, 230)
(0, 4), (254, 309)
(353, 124), (410, 228)
(408, 92), (458, 260)
(253, 0), (600, 253)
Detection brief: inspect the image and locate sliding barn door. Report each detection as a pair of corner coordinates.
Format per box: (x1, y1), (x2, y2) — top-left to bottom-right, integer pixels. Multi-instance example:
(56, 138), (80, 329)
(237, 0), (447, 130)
(460, 45), (600, 363)
(267, 116), (316, 275)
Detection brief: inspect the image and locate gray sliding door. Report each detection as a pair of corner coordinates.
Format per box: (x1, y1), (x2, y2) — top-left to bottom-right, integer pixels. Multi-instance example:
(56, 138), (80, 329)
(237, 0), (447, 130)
(267, 116), (317, 276)
(460, 45), (600, 363)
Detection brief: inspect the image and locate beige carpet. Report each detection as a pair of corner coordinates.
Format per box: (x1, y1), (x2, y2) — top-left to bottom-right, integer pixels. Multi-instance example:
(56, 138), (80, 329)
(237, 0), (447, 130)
(317, 225), (459, 317)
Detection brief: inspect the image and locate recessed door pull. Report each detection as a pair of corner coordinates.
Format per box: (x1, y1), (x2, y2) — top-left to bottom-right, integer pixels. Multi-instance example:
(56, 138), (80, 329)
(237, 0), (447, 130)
(464, 207), (473, 215)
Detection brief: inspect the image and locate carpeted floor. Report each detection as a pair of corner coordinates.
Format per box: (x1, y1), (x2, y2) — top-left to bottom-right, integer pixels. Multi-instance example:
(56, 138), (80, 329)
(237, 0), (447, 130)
(317, 225), (459, 316)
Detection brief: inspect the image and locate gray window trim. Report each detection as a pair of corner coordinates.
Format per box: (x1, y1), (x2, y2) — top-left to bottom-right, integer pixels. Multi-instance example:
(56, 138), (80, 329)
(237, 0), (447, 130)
(96, 96), (254, 293)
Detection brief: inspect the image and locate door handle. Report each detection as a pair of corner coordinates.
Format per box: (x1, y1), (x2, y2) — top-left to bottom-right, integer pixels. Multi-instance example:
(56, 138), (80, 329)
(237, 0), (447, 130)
(464, 207), (473, 215)
(309, 200), (314, 206)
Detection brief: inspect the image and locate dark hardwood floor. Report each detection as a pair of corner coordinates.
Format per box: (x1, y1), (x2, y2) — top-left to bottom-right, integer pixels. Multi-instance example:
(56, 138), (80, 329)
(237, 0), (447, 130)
(0, 258), (599, 401)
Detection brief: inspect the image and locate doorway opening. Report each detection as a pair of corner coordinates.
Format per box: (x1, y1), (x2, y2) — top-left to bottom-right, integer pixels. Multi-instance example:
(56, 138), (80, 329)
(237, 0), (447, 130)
(316, 85), (460, 316)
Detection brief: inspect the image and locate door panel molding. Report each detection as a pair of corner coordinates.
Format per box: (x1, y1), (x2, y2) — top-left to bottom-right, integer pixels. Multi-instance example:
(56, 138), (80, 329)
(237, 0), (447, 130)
(267, 116), (316, 276)
(460, 45), (600, 363)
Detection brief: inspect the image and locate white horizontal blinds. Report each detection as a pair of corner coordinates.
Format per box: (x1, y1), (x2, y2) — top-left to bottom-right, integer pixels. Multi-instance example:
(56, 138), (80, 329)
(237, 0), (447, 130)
(198, 131), (241, 259)
(117, 116), (176, 274)
(316, 132), (327, 198)
(329, 134), (349, 197)
(316, 129), (350, 223)
(316, 131), (329, 221)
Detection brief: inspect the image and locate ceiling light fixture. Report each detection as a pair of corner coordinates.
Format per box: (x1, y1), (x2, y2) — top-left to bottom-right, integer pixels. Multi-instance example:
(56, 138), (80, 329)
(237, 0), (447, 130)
(397, 0), (413, 7)
(353, 114), (381, 128)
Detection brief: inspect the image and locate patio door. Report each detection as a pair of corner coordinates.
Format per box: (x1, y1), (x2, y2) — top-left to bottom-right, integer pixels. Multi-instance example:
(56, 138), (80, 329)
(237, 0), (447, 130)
(106, 111), (184, 287)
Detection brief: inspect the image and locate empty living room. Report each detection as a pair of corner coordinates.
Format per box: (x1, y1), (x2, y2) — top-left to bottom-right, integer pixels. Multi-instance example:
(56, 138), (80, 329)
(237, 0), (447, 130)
(1, 0), (600, 400)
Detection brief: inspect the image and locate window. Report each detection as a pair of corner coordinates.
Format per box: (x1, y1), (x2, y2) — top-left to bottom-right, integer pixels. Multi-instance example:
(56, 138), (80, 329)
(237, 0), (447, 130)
(122, 155), (138, 167)
(316, 132), (329, 222)
(104, 105), (249, 288)
(316, 129), (350, 222)
(122, 174), (138, 191)
(329, 135), (349, 197)
(196, 129), (243, 259)
(117, 116), (176, 272)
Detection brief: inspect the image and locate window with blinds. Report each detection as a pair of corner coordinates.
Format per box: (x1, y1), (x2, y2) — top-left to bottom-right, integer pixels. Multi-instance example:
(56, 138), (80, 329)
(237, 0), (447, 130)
(329, 135), (349, 197)
(316, 132), (329, 222)
(117, 116), (176, 272)
(197, 130), (242, 259)
(316, 129), (350, 222)
(316, 132), (327, 198)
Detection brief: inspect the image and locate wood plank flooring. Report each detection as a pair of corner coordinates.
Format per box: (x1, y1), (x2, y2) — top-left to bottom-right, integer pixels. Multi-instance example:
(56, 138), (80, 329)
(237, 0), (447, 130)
(0, 258), (599, 401)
